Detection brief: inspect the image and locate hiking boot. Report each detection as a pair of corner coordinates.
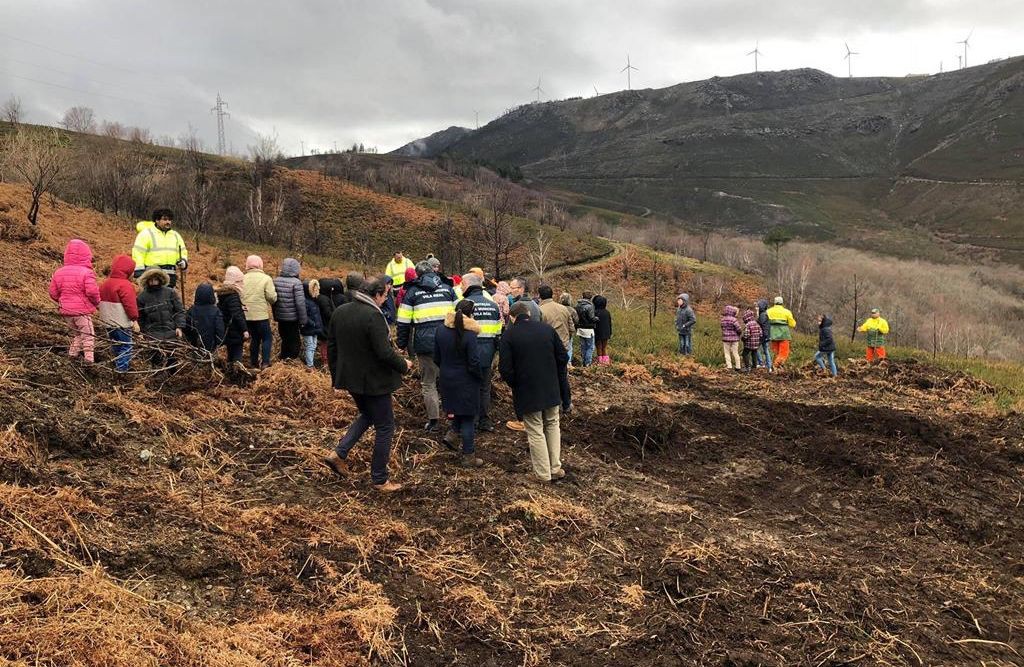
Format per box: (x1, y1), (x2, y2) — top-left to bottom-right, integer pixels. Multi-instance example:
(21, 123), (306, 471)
(460, 454), (484, 468)
(442, 429), (459, 451)
(373, 480), (403, 493)
(424, 419), (441, 433)
(321, 452), (349, 476)
(506, 420), (526, 432)
(551, 468), (566, 480)
(476, 417), (495, 432)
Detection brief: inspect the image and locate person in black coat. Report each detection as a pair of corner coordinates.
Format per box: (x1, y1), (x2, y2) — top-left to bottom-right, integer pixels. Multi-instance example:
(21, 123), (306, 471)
(433, 300), (483, 467)
(593, 294), (613, 364)
(323, 275), (412, 493)
(498, 301), (569, 482)
(301, 280), (325, 369)
(814, 314), (838, 377)
(184, 282), (226, 354)
(316, 277), (344, 366)
(216, 282), (248, 364)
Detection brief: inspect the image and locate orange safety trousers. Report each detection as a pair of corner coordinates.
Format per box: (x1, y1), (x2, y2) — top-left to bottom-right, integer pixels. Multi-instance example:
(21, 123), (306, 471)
(866, 346), (887, 362)
(770, 340), (791, 365)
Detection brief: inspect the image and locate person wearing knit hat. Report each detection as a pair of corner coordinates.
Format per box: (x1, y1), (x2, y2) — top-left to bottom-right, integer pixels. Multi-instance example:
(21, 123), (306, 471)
(242, 255), (277, 368)
(217, 266), (249, 364)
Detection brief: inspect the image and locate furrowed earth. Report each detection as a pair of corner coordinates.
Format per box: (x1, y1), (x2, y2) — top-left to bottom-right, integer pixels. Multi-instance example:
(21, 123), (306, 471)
(1, 189), (1023, 666)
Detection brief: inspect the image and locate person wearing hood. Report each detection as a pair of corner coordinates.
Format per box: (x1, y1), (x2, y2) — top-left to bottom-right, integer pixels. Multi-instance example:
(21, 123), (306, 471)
(756, 299), (773, 372)
(131, 208), (187, 288)
(185, 283), (226, 353)
(815, 314), (838, 377)
(740, 309), (762, 372)
(49, 239), (102, 364)
(460, 272), (503, 432)
(434, 300), (484, 467)
(272, 257), (307, 361)
(137, 266), (185, 366)
(765, 296), (797, 367)
(242, 255), (277, 369)
(98, 254), (140, 372)
(594, 295), (613, 365)
(720, 305), (743, 371)
(675, 293), (696, 355)
(323, 275), (413, 494)
(395, 266), (419, 309)
(217, 266), (249, 364)
(574, 291), (598, 367)
(396, 260), (458, 432)
(301, 280), (325, 368)
(858, 308), (890, 362)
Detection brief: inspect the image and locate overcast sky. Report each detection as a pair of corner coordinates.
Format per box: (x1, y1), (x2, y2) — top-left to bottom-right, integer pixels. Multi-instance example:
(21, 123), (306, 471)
(1, 0), (1021, 154)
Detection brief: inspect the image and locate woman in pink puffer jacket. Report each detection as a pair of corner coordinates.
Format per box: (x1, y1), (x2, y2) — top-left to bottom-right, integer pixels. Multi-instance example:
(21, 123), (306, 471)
(48, 239), (101, 363)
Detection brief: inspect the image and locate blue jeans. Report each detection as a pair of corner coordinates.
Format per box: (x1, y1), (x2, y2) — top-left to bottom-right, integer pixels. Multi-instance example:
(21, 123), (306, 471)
(579, 335), (595, 366)
(336, 392), (396, 485)
(814, 350), (838, 376)
(759, 340), (773, 370)
(302, 335), (318, 367)
(452, 414), (476, 454)
(109, 327), (133, 372)
(247, 320), (273, 367)
(678, 331), (693, 355)
(567, 337), (574, 365)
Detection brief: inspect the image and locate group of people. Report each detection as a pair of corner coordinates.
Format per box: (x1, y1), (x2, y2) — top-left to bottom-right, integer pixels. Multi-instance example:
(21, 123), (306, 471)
(46, 213), (619, 493)
(675, 293), (891, 377)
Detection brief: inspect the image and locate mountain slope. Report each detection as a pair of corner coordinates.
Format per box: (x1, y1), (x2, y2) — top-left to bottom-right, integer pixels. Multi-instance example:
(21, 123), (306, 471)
(424, 58), (1024, 265)
(391, 125), (472, 157)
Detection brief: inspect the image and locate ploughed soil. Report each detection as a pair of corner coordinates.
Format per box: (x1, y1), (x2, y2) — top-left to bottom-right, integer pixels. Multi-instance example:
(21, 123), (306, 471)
(2, 187), (1023, 665)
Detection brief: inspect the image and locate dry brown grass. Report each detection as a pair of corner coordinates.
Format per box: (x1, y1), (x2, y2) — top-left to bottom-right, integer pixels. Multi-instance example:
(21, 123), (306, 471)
(499, 491), (595, 533)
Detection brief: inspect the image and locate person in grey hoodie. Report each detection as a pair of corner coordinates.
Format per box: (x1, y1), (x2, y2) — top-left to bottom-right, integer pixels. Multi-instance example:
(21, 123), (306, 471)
(272, 258), (308, 360)
(675, 293), (696, 355)
(756, 298), (773, 371)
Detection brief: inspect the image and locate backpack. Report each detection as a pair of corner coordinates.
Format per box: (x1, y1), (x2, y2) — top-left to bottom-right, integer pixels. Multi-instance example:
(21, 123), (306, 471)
(576, 302), (598, 329)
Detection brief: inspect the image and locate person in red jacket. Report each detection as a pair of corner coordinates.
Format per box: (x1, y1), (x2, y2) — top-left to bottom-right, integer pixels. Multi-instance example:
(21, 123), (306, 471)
(394, 266), (419, 309)
(48, 239), (101, 364)
(98, 255), (140, 372)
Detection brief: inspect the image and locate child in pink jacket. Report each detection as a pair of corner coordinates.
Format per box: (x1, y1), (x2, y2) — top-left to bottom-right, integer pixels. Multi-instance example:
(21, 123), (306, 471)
(48, 239), (101, 363)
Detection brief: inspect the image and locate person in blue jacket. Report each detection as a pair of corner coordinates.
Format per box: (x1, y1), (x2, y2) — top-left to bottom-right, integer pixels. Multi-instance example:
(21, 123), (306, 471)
(301, 279), (325, 368)
(434, 300), (484, 467)
(184, 282), (225, 354)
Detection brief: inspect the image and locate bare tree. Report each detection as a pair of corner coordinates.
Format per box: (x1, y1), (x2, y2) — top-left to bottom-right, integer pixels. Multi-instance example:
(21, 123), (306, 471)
(526, 228), (554, 280)
(101, 120), (126, 139)
(434, 203), (465, 275)
(128, 126), (152, 144)
(2, 96), (22, 124)
(60, 106), (97, 133)
(80, 146), (161, 217)
(179, 127), (212, 250)
(471, 186), (522, 279)
(244, 132), (288, 245)
(7, 129), (69, 225)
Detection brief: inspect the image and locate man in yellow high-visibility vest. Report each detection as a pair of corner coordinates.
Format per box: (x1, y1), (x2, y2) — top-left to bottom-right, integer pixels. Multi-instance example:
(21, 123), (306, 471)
(385, 251), (415, 287)
(132, 208), (188, 288)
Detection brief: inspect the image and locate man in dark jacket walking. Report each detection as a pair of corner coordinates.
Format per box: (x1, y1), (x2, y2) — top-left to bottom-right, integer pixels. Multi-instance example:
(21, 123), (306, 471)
(675, 293), (696, 355)
(460, 273), (502, 431)
(814, 315), (838, 377)
(323, 275), (412, 493)
(574, 292), (598, 367)
(396, 261), (457, 432)
(499, 301), (570, 483)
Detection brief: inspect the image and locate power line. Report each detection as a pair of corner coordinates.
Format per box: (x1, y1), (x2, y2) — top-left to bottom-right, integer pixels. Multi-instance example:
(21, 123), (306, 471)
(4, 56), (166, 98)
(0, 31), (143, 75)
(0, 68), (171, 108)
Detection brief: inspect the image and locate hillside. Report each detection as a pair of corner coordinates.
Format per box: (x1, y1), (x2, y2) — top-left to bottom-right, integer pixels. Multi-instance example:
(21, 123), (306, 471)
(2, 184), (1024, 665)
(391, 126), (473, 158)
(416, 58), (1024, 266)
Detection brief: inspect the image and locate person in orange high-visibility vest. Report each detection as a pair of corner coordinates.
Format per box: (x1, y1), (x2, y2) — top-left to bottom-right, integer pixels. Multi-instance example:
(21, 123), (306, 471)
(765, 296), (796, 368)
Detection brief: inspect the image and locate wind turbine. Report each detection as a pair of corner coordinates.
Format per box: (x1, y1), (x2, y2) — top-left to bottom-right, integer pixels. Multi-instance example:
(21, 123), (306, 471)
(593, 84), (599, 97)
(532, 76), (544, 103)
(747, 41), (762, 73)
(620, 54), (638, 91)
(957, 29), (972, 68)
(844, 41), (859, 78)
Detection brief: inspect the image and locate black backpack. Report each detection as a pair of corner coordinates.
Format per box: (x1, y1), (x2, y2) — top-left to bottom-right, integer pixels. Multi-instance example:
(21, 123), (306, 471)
(576, 302), (598, 329)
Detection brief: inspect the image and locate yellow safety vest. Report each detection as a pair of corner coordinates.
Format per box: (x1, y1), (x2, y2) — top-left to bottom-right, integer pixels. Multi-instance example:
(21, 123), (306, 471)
(132, 221), (188, 268)
(385, 257), (414, 285)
